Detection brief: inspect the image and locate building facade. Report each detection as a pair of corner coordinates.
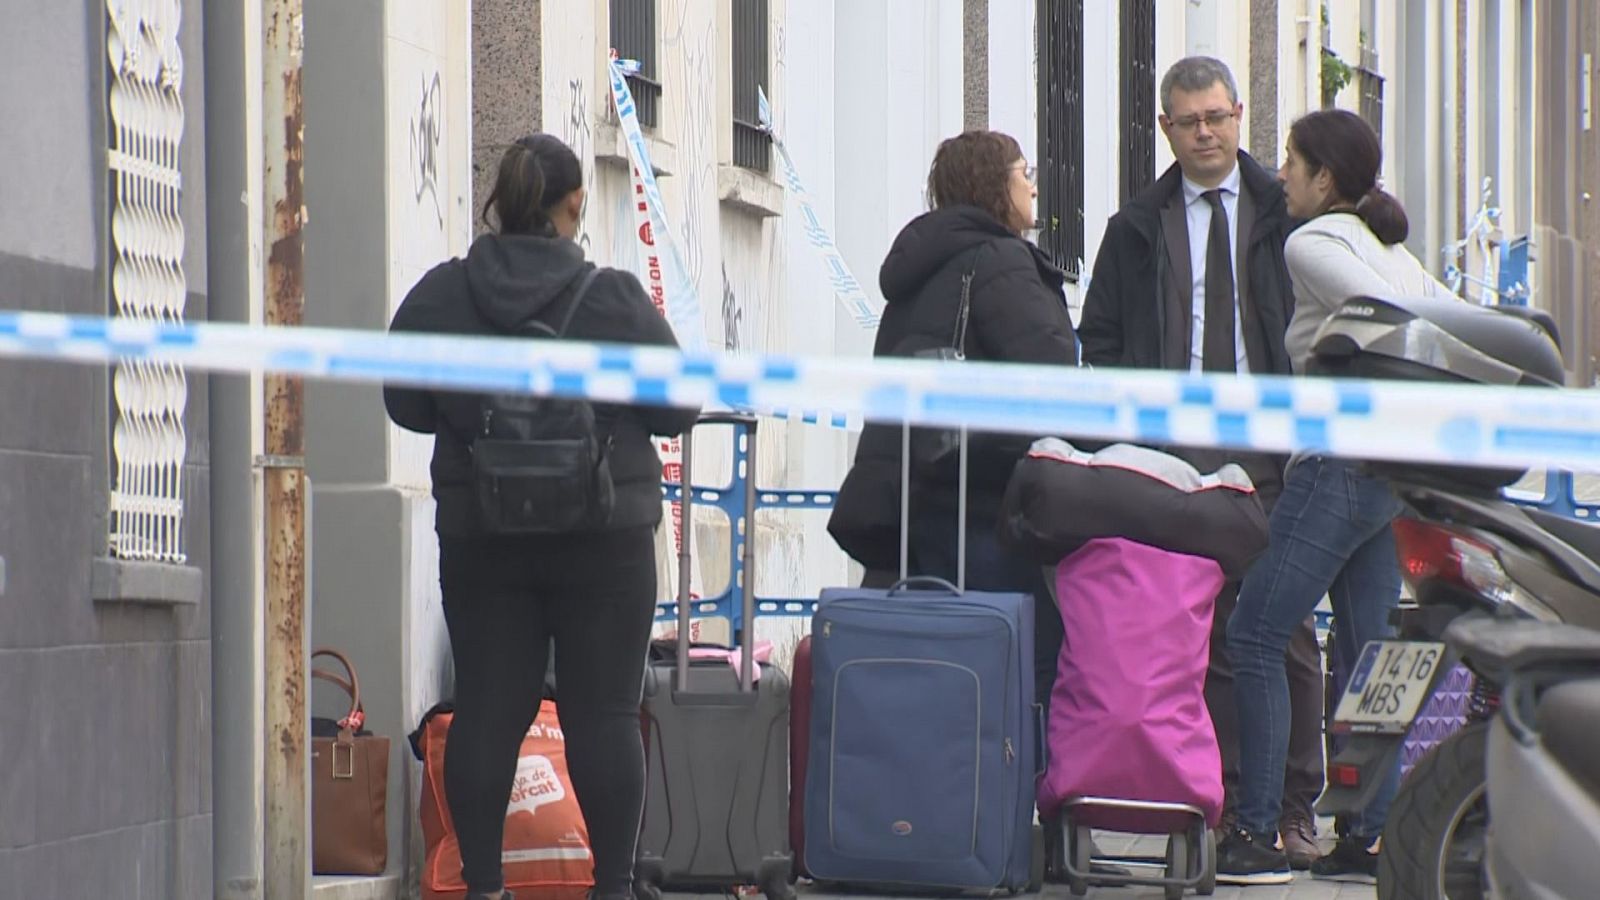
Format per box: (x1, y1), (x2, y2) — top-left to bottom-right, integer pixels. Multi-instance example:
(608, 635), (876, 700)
(2, 2), (1594, 898)
(0, 0), (214, 895)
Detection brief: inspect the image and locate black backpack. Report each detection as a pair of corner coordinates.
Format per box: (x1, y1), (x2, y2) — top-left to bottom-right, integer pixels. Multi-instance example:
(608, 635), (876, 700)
(470, 267), (615, 534)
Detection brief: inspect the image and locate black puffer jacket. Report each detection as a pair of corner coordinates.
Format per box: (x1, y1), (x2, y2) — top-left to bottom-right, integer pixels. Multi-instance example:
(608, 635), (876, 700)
(827, 206), (1081, 571)
(384, 233), (699, 537)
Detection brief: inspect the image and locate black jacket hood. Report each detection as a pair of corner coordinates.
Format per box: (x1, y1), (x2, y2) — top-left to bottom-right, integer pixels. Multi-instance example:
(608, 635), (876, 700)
(879, 205), (1039, 302)
(463, 232), (590, 331)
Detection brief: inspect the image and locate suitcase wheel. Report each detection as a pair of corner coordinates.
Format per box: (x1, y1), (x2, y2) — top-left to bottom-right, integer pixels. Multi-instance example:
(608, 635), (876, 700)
(762, 876), (796, 900)
(1163, 830), (1188, 900)
(1196, 824), (1217, 895)
(1066, 818), (1092, 897)
(1027, 822), (1046, 893)
(632, 880), (662, 900)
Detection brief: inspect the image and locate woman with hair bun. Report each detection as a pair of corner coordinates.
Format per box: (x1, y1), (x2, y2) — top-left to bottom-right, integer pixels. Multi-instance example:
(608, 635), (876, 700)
(1219, 109), (1453, 884)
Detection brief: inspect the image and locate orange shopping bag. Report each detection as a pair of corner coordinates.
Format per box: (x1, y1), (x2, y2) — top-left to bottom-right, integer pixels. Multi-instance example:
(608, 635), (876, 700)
(412, 702), (594, 900)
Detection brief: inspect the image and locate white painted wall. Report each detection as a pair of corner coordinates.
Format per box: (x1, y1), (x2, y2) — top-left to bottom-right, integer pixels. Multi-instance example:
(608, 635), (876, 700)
(387, 1), (472, 494)
(834, 0), (964, 338)
(1155, 4), (1186, 175)
(1079, 0), (1122, 314)
(1328, 0), (1362, 111)
(385, 0), (470, 719)
(987, 0), (1036, 159)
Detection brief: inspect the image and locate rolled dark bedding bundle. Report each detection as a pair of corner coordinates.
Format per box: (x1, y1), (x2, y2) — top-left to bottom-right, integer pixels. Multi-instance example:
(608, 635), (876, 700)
(997, 438), (1270, 580)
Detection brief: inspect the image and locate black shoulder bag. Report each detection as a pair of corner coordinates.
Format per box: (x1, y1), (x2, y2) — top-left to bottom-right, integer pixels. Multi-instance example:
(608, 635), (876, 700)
(909, 249), (981, 478)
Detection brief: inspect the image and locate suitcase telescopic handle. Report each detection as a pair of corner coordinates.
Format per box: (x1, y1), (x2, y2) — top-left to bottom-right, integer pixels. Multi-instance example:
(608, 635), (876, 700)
(675, 426), (695, 694)
(897, 419), (969, 591)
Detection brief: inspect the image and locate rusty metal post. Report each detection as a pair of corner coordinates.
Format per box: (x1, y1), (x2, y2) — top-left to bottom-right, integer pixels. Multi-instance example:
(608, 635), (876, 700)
(262, 0), (309, 895)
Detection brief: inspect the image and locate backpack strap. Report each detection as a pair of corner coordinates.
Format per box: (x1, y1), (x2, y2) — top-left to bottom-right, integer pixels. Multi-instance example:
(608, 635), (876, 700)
(551, 267), (603, 338)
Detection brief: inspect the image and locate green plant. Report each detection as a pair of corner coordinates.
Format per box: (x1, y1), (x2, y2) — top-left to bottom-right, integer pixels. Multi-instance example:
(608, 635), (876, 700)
(1318, 0), (1356, 106)
(1321, 49), (1355, 108)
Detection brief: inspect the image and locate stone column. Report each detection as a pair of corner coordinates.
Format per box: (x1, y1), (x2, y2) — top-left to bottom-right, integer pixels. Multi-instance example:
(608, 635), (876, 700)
(472, 0), (543, 234)
(1248, 0), (1279, 166)
(964, 0), (988, 131)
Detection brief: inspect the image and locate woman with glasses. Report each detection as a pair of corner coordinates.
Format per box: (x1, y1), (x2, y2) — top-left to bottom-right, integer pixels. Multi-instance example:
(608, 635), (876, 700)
(828, 129), (1080, 708)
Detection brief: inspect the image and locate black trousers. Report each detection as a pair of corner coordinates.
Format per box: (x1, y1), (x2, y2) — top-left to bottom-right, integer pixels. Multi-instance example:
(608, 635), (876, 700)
(439, 526), (658, 897)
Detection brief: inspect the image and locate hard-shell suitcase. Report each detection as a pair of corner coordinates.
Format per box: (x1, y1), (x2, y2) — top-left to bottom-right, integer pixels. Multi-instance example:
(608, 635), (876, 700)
(635, 414), (795, 900)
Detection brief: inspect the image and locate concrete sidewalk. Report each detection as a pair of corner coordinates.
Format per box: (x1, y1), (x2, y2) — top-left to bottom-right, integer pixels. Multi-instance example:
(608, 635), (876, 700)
(666, 826), (1376, 900)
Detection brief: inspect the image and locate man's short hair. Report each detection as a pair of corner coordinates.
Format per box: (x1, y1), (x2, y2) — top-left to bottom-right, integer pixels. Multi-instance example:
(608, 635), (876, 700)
(1159, 56), (1239, 116)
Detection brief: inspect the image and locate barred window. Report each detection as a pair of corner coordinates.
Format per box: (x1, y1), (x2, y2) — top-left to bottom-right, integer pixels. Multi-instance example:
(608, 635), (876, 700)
(731, 0), (771, 172)
(610, 0), (661, 128)
(1037, 0), (1084, 277)
(1120, 0), (1157, 204)
(1358, 44), (1385, 142)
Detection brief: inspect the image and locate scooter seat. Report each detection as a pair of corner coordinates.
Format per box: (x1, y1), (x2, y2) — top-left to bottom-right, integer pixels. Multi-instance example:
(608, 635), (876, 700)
(1522, 508), (1600, 567)
(1538, 677), (1600, 798)
(1445, 618), (1600, 674)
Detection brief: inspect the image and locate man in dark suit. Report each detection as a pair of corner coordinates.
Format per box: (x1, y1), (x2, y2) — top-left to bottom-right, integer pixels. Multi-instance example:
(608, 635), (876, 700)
(1078, 56), (1323, 885)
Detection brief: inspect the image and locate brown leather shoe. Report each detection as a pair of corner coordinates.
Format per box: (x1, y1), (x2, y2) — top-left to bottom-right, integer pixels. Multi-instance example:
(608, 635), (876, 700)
(1279, 810), (1321, 870)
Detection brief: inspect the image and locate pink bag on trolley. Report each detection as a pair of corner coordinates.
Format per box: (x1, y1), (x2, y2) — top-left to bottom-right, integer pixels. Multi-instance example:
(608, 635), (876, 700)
(1038, 537), (1225, 833)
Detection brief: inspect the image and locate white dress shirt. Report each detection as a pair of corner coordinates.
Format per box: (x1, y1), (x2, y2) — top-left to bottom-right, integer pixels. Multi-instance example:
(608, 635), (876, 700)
(1181, 164), (1249, 373)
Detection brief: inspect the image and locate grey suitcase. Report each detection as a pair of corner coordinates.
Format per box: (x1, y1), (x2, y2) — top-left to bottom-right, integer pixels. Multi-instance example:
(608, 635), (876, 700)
(635, 414), (796, 900)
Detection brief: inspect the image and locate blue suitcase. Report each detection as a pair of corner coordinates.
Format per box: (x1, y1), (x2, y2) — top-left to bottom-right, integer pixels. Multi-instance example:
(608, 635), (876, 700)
(803, 424), (1040, 892)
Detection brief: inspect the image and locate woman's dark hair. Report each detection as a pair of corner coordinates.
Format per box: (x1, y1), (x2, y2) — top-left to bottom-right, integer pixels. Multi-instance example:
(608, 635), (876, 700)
(1288, 109), (1408, 245)
(927, 130), (1025, 231)
(481, 133), (585, 236)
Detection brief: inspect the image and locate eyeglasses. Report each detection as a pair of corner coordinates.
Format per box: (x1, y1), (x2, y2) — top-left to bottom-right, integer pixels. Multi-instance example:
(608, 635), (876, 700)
(1013, 162), (1037, 185)
(1168, 110), (1237, 132)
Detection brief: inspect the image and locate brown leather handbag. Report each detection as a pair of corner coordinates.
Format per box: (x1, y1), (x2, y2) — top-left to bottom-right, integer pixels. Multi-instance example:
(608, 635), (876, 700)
(311, 647), (390, 875)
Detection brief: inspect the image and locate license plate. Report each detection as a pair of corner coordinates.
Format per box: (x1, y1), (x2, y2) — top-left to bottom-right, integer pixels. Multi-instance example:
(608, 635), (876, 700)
(1332, 640), (1447, 734)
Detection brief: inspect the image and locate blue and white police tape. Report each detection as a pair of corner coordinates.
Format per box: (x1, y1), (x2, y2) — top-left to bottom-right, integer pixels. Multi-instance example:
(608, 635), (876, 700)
(607, 57), (708, 352)
(3, 309), (1600, 473)
(757, 87), (884, 331)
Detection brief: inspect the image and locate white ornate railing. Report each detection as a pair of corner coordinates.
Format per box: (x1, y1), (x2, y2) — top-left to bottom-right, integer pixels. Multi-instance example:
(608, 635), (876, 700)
(106, 0), (188, 562)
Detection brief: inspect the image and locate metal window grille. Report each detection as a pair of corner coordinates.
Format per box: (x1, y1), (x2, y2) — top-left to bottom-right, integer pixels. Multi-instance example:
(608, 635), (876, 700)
(106, 0), (188, 563)
(1120, 0), (1157, 204)
(1358, 44), (1385, 143)
(731, 0), (771, 172)
(1037, 0), (1084, 277)
(611, 0), (661, 128)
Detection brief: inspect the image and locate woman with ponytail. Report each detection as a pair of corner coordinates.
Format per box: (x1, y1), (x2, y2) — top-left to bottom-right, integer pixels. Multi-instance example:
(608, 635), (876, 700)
(385, 133), (698, 900)
(1220, 110), (1452, 884)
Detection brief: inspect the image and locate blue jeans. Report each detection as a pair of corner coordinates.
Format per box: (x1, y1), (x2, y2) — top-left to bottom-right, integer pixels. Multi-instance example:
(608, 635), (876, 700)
(1227, 456), (1404, 840)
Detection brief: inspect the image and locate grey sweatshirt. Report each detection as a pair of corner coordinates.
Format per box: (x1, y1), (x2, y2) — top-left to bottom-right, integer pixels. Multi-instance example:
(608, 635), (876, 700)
(1282, 212), (1455, 373)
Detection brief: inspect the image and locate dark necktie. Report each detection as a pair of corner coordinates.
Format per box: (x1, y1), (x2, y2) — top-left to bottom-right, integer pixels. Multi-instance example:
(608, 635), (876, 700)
(1201, 189), (1237, 372)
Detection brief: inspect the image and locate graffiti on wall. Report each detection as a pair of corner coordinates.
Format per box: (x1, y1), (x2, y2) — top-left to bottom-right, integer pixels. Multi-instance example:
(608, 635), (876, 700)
(409, 71), (444, 227)
(721, 263), (743, 352)
(565, 78), (594, 255)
